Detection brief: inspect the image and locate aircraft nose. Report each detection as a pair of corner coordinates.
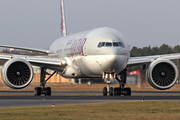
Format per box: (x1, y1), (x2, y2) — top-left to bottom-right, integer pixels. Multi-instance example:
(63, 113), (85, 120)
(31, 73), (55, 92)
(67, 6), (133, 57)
(105, 55), (120, 65)
(105, 47), (126, 56)
(105, 48), (119, 55)
(104, 54), (128, 73)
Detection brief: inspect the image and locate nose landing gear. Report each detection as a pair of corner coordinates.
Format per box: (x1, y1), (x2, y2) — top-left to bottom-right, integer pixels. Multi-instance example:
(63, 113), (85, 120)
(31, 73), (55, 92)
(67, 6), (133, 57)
(103, 72), (114, 96)
(103, 81), (114, 96)
(103, 69), (131, 96)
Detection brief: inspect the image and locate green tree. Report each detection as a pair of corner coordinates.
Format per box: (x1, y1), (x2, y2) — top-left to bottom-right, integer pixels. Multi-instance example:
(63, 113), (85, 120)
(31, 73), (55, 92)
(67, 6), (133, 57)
(159, 44), (172, 54)
(130, 46), (140, 57)
(151, 46), (159, 55)
(141, 45), (151, 56)
(174, 45), (180, 53)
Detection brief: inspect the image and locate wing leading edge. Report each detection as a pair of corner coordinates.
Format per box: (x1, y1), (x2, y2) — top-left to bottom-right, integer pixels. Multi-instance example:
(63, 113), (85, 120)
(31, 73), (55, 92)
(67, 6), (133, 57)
(127, 53), (180, 68)
(0, 44), (49, 54)
(0, 54), (66, 72)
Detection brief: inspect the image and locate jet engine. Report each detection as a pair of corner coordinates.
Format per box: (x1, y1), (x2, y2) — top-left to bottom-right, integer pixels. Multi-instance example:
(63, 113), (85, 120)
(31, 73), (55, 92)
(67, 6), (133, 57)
(147, 59), (178, 90)
(1, 58), (34, 89)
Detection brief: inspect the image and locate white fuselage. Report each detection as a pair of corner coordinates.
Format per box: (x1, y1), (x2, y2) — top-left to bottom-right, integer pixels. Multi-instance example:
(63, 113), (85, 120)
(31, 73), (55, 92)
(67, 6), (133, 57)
(48, 27), (130, 78)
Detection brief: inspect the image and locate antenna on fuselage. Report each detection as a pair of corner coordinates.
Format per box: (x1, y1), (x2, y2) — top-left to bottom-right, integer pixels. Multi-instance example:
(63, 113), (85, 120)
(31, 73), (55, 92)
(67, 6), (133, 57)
(60, 0), (67, 37)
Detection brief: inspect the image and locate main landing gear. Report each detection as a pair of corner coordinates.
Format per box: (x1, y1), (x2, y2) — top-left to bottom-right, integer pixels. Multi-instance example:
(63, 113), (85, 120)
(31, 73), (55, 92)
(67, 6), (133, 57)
(34, 67), (56, 96)
(103, 69), (131, 96)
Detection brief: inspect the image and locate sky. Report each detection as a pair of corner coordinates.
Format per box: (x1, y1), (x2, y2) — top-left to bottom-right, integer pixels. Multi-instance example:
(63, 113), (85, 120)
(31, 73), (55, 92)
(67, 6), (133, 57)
(0, 0), (180, 50)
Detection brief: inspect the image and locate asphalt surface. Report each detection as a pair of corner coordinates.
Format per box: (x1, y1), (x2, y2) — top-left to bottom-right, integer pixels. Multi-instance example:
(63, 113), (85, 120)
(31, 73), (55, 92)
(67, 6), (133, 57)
(1, 96), (180, 108)
(0, 91), (180, 108)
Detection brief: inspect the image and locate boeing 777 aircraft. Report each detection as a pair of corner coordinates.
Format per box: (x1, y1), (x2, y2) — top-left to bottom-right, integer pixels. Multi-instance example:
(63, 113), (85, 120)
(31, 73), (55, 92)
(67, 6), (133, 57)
(0, 0), (180, 96)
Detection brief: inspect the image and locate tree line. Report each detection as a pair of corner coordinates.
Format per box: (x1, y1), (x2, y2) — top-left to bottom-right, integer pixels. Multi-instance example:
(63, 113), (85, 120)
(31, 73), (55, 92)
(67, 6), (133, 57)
(130, 44), (180, 57)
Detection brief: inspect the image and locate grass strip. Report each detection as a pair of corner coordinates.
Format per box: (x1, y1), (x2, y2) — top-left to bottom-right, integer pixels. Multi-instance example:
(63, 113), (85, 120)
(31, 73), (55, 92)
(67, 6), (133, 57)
(1, 101), (180, 120)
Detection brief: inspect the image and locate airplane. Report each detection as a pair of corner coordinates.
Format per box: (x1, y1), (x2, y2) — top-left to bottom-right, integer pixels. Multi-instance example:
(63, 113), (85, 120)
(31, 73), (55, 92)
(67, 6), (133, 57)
(0, 0), (180, 96)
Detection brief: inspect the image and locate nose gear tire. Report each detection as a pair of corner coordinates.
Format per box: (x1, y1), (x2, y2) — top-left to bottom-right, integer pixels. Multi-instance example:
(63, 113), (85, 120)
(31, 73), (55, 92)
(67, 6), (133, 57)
(103, 87), (107, 96)
(109, 87), (114, 96)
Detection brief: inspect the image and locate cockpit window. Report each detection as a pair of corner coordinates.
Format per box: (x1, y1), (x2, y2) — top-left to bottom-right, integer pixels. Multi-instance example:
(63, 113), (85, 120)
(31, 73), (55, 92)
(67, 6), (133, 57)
(113, 42), (119, 47)
(119, 42), (125, 48)
(97, 42), (125, 48)
(105, 42), (112, 47)
(98, 42), (105, 48)
(97, 42), (102, 47)
(101, 42), (105, 47)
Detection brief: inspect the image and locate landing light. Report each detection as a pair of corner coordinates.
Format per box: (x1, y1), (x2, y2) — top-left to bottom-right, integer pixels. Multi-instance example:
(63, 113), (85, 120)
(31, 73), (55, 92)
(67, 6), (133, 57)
(61, 60), (67, 66)
(104, 73), (114, 79)
(109, 74), (112, 79)
(105, 74), (108, 79)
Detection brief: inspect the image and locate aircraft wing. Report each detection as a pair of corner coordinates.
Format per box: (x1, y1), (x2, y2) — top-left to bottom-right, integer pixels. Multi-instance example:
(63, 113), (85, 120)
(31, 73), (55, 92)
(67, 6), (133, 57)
(127, 53), (180, 68)
(0, 54), (66, 71)
(0, 44), (49, 54)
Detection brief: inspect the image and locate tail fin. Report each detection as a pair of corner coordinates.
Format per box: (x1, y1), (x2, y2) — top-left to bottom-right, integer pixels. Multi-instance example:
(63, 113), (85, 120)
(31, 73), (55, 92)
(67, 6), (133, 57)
(60, 0), (67, 37)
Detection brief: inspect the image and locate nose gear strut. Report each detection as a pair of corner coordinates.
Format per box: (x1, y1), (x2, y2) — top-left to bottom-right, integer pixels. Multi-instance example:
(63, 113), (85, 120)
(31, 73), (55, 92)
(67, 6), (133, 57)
(103, 69), (131, 96)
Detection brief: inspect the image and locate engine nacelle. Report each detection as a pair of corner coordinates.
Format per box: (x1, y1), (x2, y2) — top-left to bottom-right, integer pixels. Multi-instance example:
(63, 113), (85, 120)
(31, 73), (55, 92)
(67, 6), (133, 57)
(147, 59), (178, 90)
(1, 58), (34, 89)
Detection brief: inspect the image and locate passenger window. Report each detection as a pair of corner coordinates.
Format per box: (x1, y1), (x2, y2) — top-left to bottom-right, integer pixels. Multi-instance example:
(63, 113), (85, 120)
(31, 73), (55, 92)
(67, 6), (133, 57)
(113, 42), (119, 47)
(105, 42), (112, 47)
(119, 42), (125, 48)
